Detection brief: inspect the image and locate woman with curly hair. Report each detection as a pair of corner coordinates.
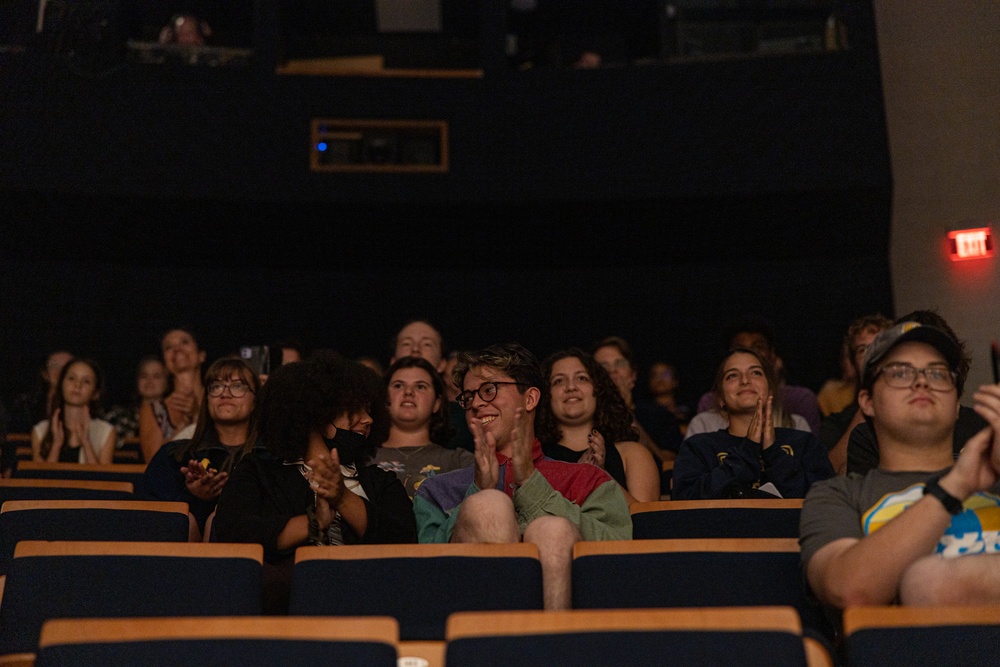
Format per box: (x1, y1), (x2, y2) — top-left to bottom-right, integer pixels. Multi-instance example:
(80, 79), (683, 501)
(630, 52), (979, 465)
(212, 350), (416, 612)
(536, 348), (661, 505)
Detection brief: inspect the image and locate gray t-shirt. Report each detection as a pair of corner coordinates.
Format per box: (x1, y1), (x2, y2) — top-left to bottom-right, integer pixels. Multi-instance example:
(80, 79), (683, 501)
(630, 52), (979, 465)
(374, 443), (474, 499)
(800, 468), (1000, 567)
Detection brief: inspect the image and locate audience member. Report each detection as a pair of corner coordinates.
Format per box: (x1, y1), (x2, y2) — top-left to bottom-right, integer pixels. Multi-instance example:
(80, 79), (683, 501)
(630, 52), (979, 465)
(818, 313), (893, 473)
(9, 349), (73, 433)
(213, 351), (416, 613)
(536, 348), (661, 504)
(673, 348), (834, 499)
(30, 357), (116, 464)
(817, 340), (857, 417)
(590, 336), (682, 462)
(137, 357), (260, 536)
(390, 318), (473, 452)
(138, 327), (207, 463)
(271, 338), (305, 366)
(104, 355), (169, 448)
(391, 319), (448, 372)
(158, 12), (212, 46)
(441, 350), (462, 403)
(413, 342), (631, 610)
(374, 356), (473, 499)
(799, 321), (1000, 631)
(647, 360), (691, 426)
(845, 309), (988, 476)
(695, 317), (822, 434)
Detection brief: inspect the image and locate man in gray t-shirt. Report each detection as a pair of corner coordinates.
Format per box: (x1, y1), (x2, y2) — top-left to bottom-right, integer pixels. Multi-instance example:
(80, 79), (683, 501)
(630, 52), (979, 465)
(800, 320), (1000, 625)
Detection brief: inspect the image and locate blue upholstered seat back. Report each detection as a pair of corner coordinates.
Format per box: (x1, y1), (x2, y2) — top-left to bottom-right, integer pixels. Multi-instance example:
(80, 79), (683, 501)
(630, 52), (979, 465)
(289, 547), (543, 641)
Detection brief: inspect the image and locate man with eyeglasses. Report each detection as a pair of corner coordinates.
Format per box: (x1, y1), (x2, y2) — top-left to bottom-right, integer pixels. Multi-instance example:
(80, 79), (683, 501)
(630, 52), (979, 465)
(413, 342), (631, 610)
(800, 320), (1000, 622)
(844, 310), (988, 476)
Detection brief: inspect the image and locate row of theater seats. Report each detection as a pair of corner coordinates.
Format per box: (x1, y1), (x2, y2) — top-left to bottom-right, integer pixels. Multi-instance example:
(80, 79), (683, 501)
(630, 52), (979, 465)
(22, 607), (830, 667)
(6, 433), (144, 466)
(2, 535), (998, 667)
(3, 465), (999, 665)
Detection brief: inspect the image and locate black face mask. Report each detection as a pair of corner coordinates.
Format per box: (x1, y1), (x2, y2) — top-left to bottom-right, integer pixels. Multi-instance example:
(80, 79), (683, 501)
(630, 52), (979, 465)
(322, 428), (369, 465)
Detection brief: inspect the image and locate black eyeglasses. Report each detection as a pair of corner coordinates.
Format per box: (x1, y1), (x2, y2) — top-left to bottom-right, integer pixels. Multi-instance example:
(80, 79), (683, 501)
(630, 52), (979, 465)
(207, 381), (253, 398)
(876, 363), (956, 391)
(456, 381), (527, 410)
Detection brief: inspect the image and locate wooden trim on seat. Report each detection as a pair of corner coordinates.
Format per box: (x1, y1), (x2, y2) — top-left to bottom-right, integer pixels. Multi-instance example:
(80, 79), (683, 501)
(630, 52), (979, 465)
(0, 479), (134, 493)
(630, 498), (804, 515)
(16, 461), (147, 475)
(0, 652), (35, 667)
(446, 606), (803, 639)
(842, 605), (1000, 635)
(38, 616), (399, 646)
(12, 540), (263, 562)
(294, 542), (539, 563)
(0, 500), (187, 514)
(398, 640), (445, 667)
(1, 500), (199, 540)
(573, 537), (800, 558)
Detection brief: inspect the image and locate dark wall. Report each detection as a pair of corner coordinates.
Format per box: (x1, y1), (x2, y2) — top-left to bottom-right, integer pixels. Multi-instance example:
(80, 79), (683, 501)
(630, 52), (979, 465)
(0, 1), (893, 412)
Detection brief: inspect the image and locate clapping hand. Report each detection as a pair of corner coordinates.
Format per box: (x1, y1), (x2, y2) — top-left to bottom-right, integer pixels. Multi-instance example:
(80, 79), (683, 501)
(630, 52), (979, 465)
(469, 417), (500, 491)
(306, 448), (344, 529)
(508, 408), (536, 486)
(746, 395), (776, 450)
(972, 383), (1000, 476)
(165, 390), (198, 428)
(182, 459), (228, 501)
(579, 429), (606, 469)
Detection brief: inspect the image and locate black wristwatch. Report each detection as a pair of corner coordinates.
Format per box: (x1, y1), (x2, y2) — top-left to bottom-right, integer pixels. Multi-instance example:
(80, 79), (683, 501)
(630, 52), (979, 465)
(923, 474), (964, 516)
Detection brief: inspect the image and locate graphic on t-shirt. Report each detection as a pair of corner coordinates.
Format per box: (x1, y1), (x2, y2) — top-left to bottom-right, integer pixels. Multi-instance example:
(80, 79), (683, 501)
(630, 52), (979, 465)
(862, 483), (1000, 557)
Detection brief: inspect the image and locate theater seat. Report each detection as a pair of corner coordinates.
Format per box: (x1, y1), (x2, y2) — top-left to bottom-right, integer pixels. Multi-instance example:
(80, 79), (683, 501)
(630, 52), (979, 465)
(445, 606), (830, 667)
(288, 542), (543, 640)
(0, 540), (264, 659)
(34, 616), (399, 667)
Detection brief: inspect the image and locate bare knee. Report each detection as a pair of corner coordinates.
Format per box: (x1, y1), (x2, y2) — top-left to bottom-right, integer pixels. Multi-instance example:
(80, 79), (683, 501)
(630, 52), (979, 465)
(523, 516), (582, 559)
(452, 489), (520, 543)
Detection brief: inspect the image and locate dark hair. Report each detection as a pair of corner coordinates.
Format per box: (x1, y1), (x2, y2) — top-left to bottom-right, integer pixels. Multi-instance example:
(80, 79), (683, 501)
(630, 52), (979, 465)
(891, 309), (970, 396)
(535, 348), (638, 446)
(384, 356), (454, 446)
(247, 350), (388, 464)
(39, 357), (106, 459)
(589, 335), (637, 370)
(722, 316), (778, 355)
(272, 338), (307, 364)
(25, 350), (73, 422)
(844, 313), (893, 365)
(131, 355), (170, 407)
(172, 356), (260, 468)
(711, 347), (793, 427)
(451, 342), (543, 398)
(159, 326), (201, 347)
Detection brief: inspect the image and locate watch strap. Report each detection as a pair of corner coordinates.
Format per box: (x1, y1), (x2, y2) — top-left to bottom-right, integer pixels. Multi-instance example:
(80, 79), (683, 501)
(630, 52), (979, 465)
(923, 474), (964, 516)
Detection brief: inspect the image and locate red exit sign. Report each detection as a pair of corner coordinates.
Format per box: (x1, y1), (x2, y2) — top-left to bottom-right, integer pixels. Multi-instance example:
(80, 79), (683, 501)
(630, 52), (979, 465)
(948, 227), (994, 261)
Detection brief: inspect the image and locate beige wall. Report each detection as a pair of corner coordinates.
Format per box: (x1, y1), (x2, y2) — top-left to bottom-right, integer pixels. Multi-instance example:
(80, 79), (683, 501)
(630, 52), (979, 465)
(875, 1), (1000, 399)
